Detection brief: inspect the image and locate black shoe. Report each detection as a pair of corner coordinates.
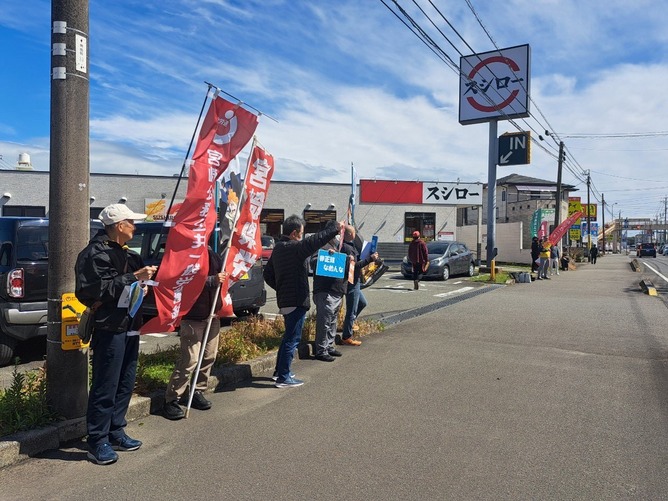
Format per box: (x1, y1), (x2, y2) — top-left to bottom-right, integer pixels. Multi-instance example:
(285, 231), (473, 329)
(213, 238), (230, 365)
(328, 349), (343, 357)
(184, 391), (212, 411)
(163, 400), (185, 420)
(315, 354), (336, 362)
(334, 334), (343, 345)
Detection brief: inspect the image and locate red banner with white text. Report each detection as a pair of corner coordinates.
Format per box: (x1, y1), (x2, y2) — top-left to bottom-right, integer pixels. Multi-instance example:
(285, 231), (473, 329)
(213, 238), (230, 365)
(218, 143), (274, 317)
(548, 211), (583, 245)
(141, 96), (258, 333)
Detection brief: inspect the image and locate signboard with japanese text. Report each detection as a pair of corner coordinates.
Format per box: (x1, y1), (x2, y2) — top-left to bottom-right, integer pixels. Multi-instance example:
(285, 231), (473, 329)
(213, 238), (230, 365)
(61, 293), (89, 350)
(360, 179), (482, 206)
(422, 182), (482, 205)
(459, 44), (531, 125)
(581, 204), (597, 219)
(315, 249), (347, 279)
(569, 224), (581, 242)
(568, 199), (583, 225)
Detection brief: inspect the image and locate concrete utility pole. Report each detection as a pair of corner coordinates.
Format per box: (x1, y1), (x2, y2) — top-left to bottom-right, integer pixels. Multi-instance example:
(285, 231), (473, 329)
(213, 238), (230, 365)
(47, 0), (90, 419)
(586, 171), (591, 261)
(601, 194), (605, 255)
(554, 141), (564, 241)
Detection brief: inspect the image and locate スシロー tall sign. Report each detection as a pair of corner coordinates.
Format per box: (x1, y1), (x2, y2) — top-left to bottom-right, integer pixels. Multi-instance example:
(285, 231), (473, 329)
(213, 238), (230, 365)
(459, 44), (531, 125)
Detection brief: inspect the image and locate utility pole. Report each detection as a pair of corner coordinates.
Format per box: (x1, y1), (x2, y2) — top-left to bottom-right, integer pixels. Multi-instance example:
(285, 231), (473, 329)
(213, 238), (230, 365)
(601, 193), (605, 255)
(586, 171), (592, 261)
(47, 0), (90, 419)
(554, 141), (564, 243)
(663, 197), (668, 244)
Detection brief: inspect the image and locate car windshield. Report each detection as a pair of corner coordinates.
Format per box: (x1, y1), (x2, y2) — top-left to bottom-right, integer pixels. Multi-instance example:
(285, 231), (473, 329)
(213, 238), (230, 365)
(641, 243), (654, 248)
(426, 242), (450, 255)
(261, 235), (274, 248)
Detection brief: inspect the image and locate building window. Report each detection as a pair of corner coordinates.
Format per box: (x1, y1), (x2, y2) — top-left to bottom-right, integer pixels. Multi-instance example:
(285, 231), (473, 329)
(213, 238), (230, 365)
(260, 208), (284, 239)
(2, 206), (46, 217)
(405, 212), (435, 242)
(303, 210), (336, 234)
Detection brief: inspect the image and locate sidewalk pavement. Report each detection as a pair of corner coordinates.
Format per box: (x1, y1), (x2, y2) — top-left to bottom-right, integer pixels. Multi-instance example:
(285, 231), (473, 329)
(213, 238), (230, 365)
(0, 254), (637, 469)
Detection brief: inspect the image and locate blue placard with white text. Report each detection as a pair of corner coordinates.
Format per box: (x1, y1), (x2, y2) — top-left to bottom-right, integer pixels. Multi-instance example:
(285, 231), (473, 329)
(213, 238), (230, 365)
(315, 249), (346, 278)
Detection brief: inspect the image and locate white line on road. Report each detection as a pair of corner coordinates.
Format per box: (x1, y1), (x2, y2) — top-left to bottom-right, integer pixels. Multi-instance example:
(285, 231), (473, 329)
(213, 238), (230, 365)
(433, 286), (474, 297)
(642, 262), (668, 285)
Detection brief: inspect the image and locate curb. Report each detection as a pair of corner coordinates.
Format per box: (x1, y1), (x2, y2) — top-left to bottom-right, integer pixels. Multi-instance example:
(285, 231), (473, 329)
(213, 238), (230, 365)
(0, 351), (278, 469)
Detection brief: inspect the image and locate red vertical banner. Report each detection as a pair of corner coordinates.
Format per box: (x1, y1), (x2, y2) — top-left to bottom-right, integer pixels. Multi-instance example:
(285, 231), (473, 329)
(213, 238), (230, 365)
(218, 143), (274, 317)
(141, 96), (258, 333)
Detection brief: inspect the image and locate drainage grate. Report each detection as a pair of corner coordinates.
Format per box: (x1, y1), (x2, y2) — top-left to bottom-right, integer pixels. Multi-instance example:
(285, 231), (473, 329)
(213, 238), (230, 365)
(376, 284), (505, 325)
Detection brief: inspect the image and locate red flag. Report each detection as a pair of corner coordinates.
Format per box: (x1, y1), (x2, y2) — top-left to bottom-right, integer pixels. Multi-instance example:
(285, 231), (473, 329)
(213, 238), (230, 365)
(218, 143), (274, 317)
(548, 211), (583, 245)
(193, 96), (259, 175)
(141, 96), (258, 333)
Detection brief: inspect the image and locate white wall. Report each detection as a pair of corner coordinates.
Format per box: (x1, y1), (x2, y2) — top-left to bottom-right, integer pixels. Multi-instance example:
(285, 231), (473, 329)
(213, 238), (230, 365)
(458, 221), (533, 264)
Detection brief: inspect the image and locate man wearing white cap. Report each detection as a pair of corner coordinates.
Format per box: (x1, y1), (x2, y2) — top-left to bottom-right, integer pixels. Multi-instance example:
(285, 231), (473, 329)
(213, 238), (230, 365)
(75, 204), (157, 465)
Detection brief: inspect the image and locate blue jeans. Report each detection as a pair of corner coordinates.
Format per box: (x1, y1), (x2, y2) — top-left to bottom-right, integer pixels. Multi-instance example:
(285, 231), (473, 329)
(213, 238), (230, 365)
(275, 307), (307, 382)
(342, 282), (367, 340)
(87, 329), (139, 448)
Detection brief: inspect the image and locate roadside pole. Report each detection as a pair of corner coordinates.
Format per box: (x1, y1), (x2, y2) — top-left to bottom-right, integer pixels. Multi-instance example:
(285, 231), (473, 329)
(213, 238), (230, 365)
(46, 0), (90, 419)
(486, 119), (498, 269)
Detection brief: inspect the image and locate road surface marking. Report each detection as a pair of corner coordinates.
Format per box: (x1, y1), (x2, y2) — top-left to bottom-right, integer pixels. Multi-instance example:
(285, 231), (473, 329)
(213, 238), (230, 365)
(433, 286), (474, 297)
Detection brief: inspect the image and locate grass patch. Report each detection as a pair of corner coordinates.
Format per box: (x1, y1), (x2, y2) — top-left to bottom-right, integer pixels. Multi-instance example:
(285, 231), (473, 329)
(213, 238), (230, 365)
(470, 271), (512, 284)
(0, 363), (56, 438)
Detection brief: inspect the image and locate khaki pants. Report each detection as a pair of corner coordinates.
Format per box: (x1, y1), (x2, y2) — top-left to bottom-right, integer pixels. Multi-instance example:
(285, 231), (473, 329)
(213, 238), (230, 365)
(165, 318), (220, 402)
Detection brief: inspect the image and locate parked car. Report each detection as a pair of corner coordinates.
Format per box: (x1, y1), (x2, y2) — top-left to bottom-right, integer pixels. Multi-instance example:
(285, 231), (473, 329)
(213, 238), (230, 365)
(130, 222), (266, 317)
(401, 241), (476, 281)
(0, 217), (104, 366)
(663, 246), (668, 256)
(261, 235), (275, 266)
(637, 242), (657, 258)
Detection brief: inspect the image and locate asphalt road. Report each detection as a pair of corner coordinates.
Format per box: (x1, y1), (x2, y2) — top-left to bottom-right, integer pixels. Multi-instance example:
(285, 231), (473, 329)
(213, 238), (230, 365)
(2, 253), (667, 500)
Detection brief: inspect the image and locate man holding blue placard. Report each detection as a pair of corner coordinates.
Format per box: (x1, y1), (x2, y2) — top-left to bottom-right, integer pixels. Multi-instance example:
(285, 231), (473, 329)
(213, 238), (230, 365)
(312, 237), (354, 362)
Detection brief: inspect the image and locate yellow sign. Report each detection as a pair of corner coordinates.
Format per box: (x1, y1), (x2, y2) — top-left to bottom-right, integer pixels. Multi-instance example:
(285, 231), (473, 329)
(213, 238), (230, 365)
(61, 293), (89, 350)
(569, 228), (581, 241)
(568, 200), (583, 225)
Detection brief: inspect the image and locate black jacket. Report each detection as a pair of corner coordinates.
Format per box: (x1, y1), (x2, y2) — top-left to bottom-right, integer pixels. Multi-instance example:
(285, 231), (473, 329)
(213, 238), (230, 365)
(75, 229), (146, 333)
(183, 248), (224, 321)
(263, 223), (339, 310)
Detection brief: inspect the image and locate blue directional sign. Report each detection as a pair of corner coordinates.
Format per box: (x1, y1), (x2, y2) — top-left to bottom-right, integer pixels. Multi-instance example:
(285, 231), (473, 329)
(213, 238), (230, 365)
(498, 131), (531, 166)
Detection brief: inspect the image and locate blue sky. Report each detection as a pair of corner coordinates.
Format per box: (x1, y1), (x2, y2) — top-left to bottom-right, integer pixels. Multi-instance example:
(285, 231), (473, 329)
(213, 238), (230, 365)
(1, 0), (667, 220)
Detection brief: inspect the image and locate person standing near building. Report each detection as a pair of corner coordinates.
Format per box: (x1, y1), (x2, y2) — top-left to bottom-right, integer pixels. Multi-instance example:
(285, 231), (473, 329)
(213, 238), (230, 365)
(263, 215), (344, 387)
(550, 242), (560, 276)
(408, 230), (429, 290)
(538, 237), (551, 280)
(340, 226), (378, 346)
(75, 204), (156, 465)
(311, 238), (352, 362)
(531, 236), (540, 274)
(162, 247), (227, 420)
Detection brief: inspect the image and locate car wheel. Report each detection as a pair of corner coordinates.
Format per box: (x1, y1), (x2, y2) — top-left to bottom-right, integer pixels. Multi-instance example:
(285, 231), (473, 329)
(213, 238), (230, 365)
(441, 265), (450, 281)
(0, 332), (17, 367)
(468, 262), (475, 277)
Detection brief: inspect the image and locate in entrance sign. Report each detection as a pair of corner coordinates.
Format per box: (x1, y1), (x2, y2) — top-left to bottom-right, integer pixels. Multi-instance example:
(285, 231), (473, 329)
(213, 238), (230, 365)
(498, 131), (531, 165)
